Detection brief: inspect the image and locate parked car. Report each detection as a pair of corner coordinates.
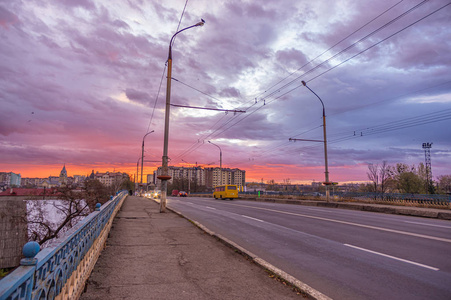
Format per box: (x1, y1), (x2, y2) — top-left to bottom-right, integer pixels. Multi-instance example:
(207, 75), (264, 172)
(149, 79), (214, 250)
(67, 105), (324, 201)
(178, 191), (187, 197)
(171, 189), (179, 196)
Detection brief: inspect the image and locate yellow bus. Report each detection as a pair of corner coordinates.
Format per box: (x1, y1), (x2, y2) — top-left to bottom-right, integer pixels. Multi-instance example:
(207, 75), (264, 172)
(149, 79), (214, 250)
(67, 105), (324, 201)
(213, 185), (239, 200)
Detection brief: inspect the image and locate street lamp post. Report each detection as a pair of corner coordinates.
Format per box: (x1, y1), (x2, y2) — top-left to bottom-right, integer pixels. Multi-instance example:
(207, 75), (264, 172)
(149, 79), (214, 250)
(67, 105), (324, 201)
(136, 157), (142, 195)
(301, 81), (331, 202)
(208, 141), (222, 186)
(141, 130), (154, 185)
(158, 19), (205, 213)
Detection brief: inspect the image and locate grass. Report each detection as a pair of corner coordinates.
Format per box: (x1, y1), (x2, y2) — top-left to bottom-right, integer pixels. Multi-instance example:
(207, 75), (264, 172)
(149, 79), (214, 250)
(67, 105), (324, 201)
(0, 268), (14, 279)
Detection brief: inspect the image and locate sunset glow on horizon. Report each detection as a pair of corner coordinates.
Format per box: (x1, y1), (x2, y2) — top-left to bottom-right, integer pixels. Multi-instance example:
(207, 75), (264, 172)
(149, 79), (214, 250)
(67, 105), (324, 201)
(1, 1), (450, 185)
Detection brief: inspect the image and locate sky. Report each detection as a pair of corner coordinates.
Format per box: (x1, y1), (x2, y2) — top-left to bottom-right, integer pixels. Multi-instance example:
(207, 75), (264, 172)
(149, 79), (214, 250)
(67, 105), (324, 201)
(1, 0), (450, 184)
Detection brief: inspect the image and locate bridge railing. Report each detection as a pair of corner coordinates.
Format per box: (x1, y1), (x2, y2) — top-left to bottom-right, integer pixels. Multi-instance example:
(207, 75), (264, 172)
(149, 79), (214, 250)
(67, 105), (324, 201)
(0, 191), (128, 300)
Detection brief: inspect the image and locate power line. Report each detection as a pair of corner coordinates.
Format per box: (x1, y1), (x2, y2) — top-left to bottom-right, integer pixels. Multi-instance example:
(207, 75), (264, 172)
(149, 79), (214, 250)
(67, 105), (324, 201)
(172, 77), (223, 103)
(146, 65), (166, 134)
(145, 0), (190, 135)
(171, 2), (419, 160)
(172, 0), (189, 47)
(259, 0), (429, 105)
(230, 107), (451, 167)
(240, 0), (448, 119)
(306, 1), (451, 83)
(173, 2), (451, 167)
(251, 0), (406, 105)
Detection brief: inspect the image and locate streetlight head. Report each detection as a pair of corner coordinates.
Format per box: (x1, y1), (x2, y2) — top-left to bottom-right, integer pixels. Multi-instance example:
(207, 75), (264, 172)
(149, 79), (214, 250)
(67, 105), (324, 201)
(196, 19), (206, 27)
(301, 80), (307, 86)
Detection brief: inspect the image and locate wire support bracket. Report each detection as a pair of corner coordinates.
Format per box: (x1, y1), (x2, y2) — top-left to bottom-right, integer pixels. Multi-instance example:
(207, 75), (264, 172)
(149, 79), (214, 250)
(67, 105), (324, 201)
(170, 103), (246, 113)
(289, 138), (324, 143)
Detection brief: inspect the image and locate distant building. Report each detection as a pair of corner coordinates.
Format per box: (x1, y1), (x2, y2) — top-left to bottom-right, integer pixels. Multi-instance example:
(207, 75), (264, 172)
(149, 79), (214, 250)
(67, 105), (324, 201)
(59, 164), (68, 186)
(21, 177), (43, 187)
(204, 167), (245, 189)
(73, 175), (86, 185)
(0, 172), (21, 187)
(147, 174), (154, 185)
(42, 177), (60, 188)
(312, 181), (322, 188)
(94, 171), (129, 187)
(155, 166), (204, 187)
(155, 166), (245, 190)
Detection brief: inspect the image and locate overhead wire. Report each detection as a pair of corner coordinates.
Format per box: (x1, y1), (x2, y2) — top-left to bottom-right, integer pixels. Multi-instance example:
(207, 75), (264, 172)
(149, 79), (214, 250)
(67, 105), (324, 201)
(146, 66), (167, 134)
(250, 0), (406, 105)
(259, 0), (429, 105)
(194, 0), (435, 143)
(145, 0), (189, 135)
(228, 106), (451, 167)
(171, 1), (415, 161)
(286, 108), (451, 158)
(172, 1), (451, 168)
(306, 1), (451, 84)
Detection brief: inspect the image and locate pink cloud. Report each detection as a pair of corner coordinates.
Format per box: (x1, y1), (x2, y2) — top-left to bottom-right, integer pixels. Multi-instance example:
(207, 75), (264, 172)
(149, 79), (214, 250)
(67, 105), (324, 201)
(0, 6), (19, 29)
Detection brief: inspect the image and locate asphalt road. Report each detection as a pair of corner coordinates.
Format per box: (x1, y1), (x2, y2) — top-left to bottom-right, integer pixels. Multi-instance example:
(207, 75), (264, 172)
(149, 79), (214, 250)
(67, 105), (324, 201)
(167, 196), (451, 300)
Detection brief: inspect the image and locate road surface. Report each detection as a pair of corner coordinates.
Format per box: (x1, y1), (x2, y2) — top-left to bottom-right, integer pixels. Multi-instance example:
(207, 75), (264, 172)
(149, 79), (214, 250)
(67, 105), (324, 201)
(167, 196), (451, 299)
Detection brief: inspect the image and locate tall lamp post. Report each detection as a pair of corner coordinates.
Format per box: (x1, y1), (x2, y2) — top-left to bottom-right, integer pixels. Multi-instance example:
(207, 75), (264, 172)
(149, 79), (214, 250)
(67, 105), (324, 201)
(141, 130), (154, 185)
(208, 141), (222, 186)
(301, 80), (331, 202)
(158, 19), (205, 213)
(136, 157), (142, 194)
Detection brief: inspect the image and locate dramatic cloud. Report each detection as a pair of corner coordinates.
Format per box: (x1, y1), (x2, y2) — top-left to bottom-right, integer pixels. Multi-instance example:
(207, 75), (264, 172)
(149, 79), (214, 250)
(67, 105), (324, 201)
(1, 0), (450, 183)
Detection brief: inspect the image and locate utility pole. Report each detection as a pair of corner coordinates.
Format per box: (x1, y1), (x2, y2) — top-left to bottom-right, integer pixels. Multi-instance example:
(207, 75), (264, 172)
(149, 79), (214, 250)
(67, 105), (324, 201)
(141, 130), (154, 185)
(208, 141), (222, 186)
(136, 157), (141, 194)
(290, 81), (331, 202)
(158, 20), (205, 213)
(422, 142), (433, 194)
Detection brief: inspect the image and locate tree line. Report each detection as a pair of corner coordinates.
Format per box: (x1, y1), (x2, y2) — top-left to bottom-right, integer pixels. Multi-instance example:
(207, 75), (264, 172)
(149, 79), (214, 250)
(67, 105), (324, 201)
(363, 161), (451, 195)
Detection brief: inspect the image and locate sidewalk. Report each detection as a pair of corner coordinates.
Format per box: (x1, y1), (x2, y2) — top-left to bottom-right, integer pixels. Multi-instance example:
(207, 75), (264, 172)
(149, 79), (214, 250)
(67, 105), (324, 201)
(80, 196), (303, 300)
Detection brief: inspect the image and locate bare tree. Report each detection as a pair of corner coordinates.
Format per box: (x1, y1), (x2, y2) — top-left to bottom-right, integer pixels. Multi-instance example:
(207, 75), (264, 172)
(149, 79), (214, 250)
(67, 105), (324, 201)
(28, 182), (110, 246)
(367, 163), (379, 194)
(379, 161), (393, 197)
(367, 162), (394, 199)
(437, 175), (451, 194)
(28, 186), (89, 246)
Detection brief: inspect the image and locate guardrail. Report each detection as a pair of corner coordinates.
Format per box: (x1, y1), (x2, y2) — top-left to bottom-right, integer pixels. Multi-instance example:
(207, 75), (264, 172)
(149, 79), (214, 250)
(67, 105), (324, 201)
(0, 191), (128, 300)
(240, 191), (451, 205)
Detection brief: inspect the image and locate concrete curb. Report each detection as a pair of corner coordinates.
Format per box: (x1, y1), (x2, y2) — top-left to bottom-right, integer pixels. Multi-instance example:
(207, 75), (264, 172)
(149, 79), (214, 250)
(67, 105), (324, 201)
(167, 206), (332, 300)
(238, 197), (451, 220)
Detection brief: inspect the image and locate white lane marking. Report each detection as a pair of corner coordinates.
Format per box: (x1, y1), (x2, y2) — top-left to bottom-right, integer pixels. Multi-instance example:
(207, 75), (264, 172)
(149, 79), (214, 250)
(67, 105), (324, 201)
(404, 221), (451, 229)
(344, 244), (439, 271)
(306, 208), (333, 213)
(224, 203), (451, 243)
(206, 206), (216, 210)
(241, 215), (265, 223)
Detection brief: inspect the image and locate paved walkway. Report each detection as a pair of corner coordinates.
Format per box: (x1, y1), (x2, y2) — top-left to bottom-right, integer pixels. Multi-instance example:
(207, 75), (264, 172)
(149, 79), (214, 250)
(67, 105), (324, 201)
(81, 196), (302, 300)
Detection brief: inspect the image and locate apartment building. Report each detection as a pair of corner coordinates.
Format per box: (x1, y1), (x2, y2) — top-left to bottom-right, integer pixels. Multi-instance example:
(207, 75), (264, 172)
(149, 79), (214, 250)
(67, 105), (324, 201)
(94, 171), (130, 186)
(156, 166), (245, 190)
(0, 172), (21, 187)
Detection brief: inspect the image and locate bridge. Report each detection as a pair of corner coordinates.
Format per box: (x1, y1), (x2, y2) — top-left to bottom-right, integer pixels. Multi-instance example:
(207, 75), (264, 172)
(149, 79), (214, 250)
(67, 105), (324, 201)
(1, 193), (451, 299)
(0, 192), (127, 300)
